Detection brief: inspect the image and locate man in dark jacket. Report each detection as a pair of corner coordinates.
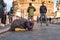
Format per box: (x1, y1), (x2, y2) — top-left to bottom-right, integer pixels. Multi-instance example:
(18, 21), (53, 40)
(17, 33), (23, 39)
(0, 0), (6, 26)
(8, 7), (13, 24)
(40, 2), (48, 26)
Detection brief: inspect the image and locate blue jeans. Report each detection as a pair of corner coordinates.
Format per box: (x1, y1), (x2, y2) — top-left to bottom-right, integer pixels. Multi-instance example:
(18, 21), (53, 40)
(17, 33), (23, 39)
(40, 13), (47, 23)
(1, 15), (6, 24)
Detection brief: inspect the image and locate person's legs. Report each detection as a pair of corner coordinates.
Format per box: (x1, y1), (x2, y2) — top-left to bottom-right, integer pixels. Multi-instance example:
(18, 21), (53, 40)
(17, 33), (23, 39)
(29, 16), (34, 26)
(1, 16), (4, 24)
(31, 16), (34, 25)
(28, 15), (31, 21)
(9, 16), (12, 24)
(28, 16), (33, 21)
(44, 14), (48, 26)
(29, 16), (33, 21)
(40, 14), (43, 26)
(1, 15), (6, 26)
(0, 10), (5, 26)
(3, 15), (6, 24)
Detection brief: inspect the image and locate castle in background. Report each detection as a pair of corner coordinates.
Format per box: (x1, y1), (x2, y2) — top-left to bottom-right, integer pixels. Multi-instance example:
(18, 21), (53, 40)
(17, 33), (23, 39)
(13, 0), (56, 19)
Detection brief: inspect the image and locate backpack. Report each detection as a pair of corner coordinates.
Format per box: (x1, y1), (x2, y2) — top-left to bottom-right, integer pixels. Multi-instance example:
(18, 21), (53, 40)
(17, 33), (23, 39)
(0, 4), (3, 10)
(28, 6), (36, 16)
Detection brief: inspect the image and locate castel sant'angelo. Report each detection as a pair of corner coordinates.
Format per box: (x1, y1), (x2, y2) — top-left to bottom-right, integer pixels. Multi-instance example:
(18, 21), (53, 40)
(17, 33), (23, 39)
(13, 0), (56, 19)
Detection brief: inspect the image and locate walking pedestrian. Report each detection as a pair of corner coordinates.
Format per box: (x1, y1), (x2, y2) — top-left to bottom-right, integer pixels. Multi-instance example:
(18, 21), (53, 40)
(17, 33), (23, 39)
(27, 3), (36, 21)
(27, 3), (36, 25)
(0, 0), (6, 26)
(40, 2), (48, 26)
(8, 7), (13, 24)
(3, 4), (7, 25)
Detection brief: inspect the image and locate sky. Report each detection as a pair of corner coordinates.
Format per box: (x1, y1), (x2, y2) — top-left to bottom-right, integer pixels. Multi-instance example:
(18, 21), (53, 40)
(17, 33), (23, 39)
(54, 0), (57, 12)
(4, 0), (57, 12)
(4, 0), (13, 12)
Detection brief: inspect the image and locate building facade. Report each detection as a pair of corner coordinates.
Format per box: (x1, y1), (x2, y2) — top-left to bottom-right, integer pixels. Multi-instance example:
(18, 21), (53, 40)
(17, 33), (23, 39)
(13, 0), (56, 19)
(55, 0), (60, 18)
(56, 0), (60, 11)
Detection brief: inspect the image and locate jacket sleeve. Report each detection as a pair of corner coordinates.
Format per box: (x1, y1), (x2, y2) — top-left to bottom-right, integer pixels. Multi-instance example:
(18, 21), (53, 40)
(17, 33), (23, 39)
(45, 6), (47, 13)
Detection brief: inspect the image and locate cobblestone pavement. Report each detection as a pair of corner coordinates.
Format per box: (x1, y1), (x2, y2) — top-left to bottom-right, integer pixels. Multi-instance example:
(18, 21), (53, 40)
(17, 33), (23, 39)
(0, 22), (60, 40)
(0, 24), (10, 33)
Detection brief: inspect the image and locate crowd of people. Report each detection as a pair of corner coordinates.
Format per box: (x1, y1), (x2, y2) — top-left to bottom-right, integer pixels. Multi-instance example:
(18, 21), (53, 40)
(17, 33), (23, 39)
(27, 2), (48, 27)
(0, 0), (13, 26)
(0, 0), (50, 27)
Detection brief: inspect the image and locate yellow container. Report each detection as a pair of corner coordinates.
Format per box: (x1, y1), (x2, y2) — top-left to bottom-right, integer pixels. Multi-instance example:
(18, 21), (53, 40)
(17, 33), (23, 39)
(15, 28), (26, 31)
